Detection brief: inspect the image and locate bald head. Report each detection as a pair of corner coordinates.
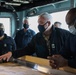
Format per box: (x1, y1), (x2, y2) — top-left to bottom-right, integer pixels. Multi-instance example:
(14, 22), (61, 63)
(54, 22), (61, 28)
(66, 8), (76, 26)
(22, 18), (29, 29)
(23, 18), (29, 25)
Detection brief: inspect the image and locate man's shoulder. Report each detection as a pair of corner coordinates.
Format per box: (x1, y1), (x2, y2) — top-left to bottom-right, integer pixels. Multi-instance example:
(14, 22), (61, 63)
(18, 29), (24, 32)
(28, 29), (35, 32)
(55, 28), (70, 34)
(4, 34), (14, 41)
(28, 29), (36, 35)
(54, 27), (73, 38)
(35, 32), (42, 37)
(16, 29), (24, 34)
(31, 32), (40, 37)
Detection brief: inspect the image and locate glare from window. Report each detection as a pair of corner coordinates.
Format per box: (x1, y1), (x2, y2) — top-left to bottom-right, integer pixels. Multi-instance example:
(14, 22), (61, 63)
(0, 18), (11, 36)
(29, 10), (69, 33)
(29, 16), (39, 33)
(51, 10), (69, 30)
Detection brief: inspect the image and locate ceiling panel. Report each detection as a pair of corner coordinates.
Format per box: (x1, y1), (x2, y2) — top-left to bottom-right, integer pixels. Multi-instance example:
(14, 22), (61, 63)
(0, 0), (67, 12)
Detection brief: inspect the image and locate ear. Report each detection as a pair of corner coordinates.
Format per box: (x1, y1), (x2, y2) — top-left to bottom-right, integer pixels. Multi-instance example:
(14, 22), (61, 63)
(48, 21), (51, 26)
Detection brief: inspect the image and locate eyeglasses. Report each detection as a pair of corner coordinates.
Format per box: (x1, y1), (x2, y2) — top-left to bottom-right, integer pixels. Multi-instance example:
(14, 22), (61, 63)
(40, 21), (48, 26)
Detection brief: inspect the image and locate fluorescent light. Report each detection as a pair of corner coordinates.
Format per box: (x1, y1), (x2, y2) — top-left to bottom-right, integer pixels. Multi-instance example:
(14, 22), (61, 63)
(5, 2), (21, 6)
(13, 0), (29, 3)
(19, 1), (29, 3)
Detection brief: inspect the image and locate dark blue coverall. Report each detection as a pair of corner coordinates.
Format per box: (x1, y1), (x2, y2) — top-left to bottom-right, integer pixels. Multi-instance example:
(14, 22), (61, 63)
(60, 35), (76, 68)
(14, 29), (35, 49)
(0, 34), (16, 55)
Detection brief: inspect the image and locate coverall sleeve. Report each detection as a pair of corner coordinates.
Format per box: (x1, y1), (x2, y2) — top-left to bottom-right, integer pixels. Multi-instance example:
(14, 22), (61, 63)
(12, 36), (36, 58)
(11, 38), (16, 51)
(60, 35), (76, 68)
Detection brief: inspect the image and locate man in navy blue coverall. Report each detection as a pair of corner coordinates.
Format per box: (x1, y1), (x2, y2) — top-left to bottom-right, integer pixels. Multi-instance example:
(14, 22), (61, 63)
(0, 23), (16, 55)
(49, 8), (76, 69)
(0, 12), (75, 68)
(14, 18), (35, 49)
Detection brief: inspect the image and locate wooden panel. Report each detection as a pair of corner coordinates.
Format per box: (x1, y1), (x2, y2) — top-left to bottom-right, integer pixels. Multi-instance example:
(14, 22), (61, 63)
(25, 55), (50, 67)
(24, 55), (76, 74)
(0, 63), (47, 75)
(0, 63), (75, 75)
(59, 67), (76, 74)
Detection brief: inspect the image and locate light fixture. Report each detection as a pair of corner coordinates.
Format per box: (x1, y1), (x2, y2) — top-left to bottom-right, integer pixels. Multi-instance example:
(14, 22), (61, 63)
(27, 8), (38, 16)
(13, 0), (29, 3)
(5, 2), (21, 6)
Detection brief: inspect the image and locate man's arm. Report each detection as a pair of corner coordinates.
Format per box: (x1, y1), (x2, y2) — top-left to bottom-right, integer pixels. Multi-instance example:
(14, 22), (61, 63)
(53, 35), (76, 68)
(13, 35), (36, 58)
(60, 35), (76, 68)
(11, 38), (16, 50)
(0, 36), (36, 61)
(12, 42), (35, 58)
(14, 32), (19, 49)
(49, 35), (76, 68)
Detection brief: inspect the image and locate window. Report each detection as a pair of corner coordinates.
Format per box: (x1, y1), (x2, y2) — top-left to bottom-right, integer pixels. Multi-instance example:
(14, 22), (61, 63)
(29, 16), (39, 33)
(51, 10), (69, 30)
(0, 18), (11, 36)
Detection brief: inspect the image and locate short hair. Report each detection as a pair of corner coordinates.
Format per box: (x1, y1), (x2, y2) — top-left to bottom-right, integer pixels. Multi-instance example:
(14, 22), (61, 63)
(39, 12), (53, 24)
(66, 8), (76, 25)
(54, 22), (61, 25)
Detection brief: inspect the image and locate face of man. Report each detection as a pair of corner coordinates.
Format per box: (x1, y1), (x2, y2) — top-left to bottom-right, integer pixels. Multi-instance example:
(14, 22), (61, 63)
(66, 8), (76, 35)
(54, 24), (61, 28)
(66, 13), (76, 35)
(23, 19), (29, 29)
(68, 21), (76, 35)
(38, 16), (50, 33)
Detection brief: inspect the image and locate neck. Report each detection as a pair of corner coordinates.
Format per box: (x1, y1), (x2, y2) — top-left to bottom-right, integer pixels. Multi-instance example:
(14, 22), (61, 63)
(24, 28), (28, 32)
(0, 35), (4, 40)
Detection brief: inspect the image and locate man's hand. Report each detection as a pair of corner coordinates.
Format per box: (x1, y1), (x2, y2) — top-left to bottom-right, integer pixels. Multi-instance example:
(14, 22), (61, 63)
(0, 52), (12, 62)
(47, 56), (57, 68)
(49, 55), (68, 68)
